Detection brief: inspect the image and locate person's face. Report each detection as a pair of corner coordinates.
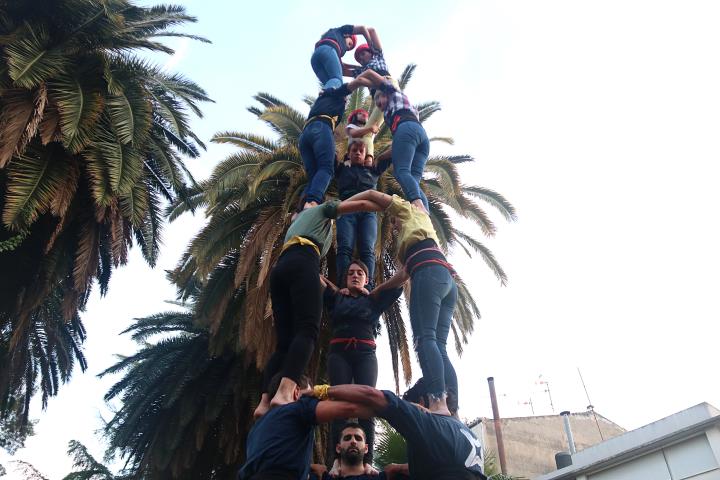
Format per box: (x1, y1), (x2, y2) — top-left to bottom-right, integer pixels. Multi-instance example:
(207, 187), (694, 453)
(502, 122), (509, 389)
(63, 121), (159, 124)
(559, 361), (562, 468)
(355, 111), (368, 124)
(344, 36), (354, 49)
(348, 143), (366, 165)
(336, 427), (367, 465)
(358, 50), (372, 65)
(375, 92), (388, 110)
(346, 263), (368, 289)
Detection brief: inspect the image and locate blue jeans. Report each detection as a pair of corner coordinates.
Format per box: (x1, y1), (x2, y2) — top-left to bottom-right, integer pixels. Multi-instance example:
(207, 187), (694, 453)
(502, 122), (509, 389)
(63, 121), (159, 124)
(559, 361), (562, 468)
(299, 121), (335, 203)
(409, 265), (458, 400)
(336, 211), (378, 285)
(311, 44), (343, 89)
(392, 121), (430, 210)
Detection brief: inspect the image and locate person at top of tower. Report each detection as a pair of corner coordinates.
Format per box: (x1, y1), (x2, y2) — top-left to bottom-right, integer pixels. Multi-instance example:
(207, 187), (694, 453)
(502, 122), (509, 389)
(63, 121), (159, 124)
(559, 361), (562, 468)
(342, 27), (398, 150)
(312, 24), (371, 91)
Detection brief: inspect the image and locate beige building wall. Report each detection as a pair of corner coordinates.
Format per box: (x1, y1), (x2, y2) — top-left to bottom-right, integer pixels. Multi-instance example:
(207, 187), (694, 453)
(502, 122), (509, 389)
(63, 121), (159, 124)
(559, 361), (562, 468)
(471, 411), (626, 478)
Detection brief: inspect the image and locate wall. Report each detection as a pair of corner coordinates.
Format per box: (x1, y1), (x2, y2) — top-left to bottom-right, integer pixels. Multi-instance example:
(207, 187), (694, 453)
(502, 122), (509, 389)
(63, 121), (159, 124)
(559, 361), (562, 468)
(472, 411), (625, 478)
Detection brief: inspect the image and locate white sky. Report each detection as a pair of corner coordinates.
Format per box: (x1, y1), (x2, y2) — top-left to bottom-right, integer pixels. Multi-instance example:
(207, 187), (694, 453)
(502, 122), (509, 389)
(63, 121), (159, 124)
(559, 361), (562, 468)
(3, 1), (720, 477)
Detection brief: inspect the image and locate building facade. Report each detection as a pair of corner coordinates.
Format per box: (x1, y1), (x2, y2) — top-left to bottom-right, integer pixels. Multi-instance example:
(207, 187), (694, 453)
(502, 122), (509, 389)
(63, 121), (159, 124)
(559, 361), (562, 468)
(536, 403), (720, 480)
(470, 410), (625, 478)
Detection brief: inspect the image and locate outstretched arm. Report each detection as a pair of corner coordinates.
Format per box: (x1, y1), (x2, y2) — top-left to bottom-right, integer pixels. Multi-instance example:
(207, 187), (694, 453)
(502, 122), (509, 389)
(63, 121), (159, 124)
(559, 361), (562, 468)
(315, 400), (375, 423)
(342, 62), (358, 77)
(367, 27), (383, 51)
(370, 268), (409, 297)
(337, 199), (383, 215)
(347, 125), (379, 138)
(347, 69), (388, 92)
(352, 25), (371, 45)
(384, 463), (410, 479)
(343, 189), (393, 209)
(327, 384), (388, 413)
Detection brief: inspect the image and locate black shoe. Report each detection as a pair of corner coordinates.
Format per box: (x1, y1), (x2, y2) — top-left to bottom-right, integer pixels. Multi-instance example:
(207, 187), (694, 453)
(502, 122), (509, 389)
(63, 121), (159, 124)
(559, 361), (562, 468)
(322, 83), (351, 97)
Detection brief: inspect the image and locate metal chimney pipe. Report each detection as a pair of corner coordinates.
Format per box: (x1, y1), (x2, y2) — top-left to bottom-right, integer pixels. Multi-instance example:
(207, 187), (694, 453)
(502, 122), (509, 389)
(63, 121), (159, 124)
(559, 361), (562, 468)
(560, 411), (577, 454)
(487, 377), (508, 474)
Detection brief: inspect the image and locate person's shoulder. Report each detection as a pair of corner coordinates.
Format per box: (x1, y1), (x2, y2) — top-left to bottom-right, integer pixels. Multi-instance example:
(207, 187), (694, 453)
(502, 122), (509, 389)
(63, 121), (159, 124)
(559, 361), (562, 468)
(379, 389), (402, 410)
(387, 194), (410, 214)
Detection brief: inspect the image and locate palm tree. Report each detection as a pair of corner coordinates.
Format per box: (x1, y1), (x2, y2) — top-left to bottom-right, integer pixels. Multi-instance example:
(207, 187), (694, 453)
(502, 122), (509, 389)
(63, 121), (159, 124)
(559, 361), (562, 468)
(0, 288), (86, 428)
(0, 0), (210, 425)
(61, 440), (135, 480)
(8, 459), (49, 479)
(168, 65), (516, 390)
(372, 419), (408, 469)
(483, 449), (528, 480)
(100, 305), (261, 479)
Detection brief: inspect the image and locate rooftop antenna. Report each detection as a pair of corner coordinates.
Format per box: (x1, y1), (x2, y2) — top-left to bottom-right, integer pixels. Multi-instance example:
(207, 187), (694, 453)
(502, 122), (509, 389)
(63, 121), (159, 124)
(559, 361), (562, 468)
(537, 375), (555, 413)
(520, 397), (535, 415)
(577, 367), (604, 440)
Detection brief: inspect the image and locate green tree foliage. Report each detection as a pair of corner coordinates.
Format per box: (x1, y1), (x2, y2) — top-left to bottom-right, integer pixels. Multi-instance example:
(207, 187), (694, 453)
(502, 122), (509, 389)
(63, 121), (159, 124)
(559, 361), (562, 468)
(372, 419), (408, 469)
(0, 398), (35, 455)
(9, 459), (48, 479)
(61, 440), (135, 480)
(0, 289), (86, 427)
(0, 0), (210, 426)
(100, 306), (260, 478)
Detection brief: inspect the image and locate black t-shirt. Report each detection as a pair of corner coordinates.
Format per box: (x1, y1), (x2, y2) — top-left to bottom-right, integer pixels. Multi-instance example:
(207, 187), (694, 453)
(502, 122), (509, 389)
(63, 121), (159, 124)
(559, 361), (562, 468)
(238, 397), (319, 480)
(335, 159), (392, 200)
(379, 391), (486, 480)
(307, 92), (348, 127)
(324, 288), (402, 344)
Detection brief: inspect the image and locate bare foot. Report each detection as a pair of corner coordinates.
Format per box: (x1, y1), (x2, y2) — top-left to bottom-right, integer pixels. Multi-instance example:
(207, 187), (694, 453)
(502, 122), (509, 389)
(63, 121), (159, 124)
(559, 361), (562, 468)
(253, 393), (270, 419)
(411, 199), (428, 214)
(269, 377), (297, 408)
(428, 396), (451, 416)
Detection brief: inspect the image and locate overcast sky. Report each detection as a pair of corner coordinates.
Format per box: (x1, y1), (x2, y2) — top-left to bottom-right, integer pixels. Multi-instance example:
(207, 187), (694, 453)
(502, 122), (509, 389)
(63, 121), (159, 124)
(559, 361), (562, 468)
(3, 1), (720, 478)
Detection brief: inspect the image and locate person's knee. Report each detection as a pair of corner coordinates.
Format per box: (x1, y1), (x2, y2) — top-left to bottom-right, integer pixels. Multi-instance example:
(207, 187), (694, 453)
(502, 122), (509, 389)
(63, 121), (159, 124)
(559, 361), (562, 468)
(414, 334), (438, 349)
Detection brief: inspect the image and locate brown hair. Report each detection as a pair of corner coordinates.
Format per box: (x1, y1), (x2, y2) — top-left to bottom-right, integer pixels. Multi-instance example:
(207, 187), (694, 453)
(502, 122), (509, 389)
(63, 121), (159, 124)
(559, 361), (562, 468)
(346, 259), (369, 278)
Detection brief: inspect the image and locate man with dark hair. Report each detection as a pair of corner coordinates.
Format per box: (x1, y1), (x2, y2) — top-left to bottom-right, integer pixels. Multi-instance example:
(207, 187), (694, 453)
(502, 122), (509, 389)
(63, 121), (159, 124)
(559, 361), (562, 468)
(239, 375), (374, 480)
(309, 380), (486, 480)
(309, 422), (409, 480)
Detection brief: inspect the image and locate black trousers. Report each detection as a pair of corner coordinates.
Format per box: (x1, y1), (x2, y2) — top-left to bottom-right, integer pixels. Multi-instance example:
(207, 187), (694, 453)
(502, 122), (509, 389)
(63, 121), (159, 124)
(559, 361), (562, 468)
(327, 347), (378, 463)
(263, 245), (322, 392)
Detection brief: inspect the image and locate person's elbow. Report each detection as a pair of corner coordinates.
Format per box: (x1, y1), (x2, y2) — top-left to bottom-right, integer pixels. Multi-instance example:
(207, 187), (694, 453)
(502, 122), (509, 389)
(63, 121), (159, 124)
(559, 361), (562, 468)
(356, 385), (387, 410)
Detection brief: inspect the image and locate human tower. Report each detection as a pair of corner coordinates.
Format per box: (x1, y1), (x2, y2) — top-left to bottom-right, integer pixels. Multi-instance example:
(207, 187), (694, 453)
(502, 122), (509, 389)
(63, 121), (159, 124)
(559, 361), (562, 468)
(239, 25), (486, 480)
